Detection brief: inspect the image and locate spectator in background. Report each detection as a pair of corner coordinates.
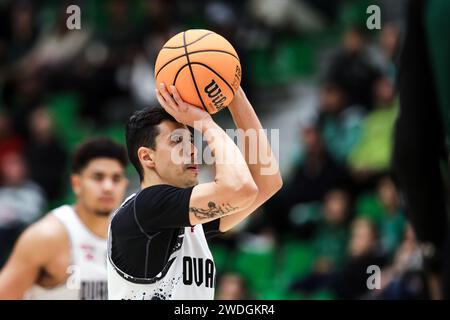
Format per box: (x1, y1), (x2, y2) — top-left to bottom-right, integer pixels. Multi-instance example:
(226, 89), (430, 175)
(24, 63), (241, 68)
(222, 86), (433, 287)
(377, 177), (406, 258)
(248, 0), (332, 34)
(324, 26), (381, 110)
(79, 0), (140, 125)
(348, 76), (398, 185)
(2, 74), (44, 136)
(1, 0), (41, 126)
(291, 217), (387, 299)
(129, 0), (176, 108)
(99, 0), (140, 51)
(216, 273), (251, 300)
(25, 107), (67, 203)
(5, 1), (39, 65)
(265, 124), (349, 236)
(374, 223), (428, 299)
(311, 189), (351, 274)
(288, 189), (350, 294)
(317, 82), (364, 163)
(140, 0), (174, 38)
(0, 151), (46, 267)
(0, 111), (24, 162)
(372, 23), (400, 82)
(17, 4), (90, 113)
(0, 4), (8, 66)
(205, 1), (238, 44)
(290, 124), (350, 203)
(356, 176), (406, 258)
(19, 5), (90, 78)
(301, 0), (341, 26)
(329, 217), (388, 299)
(2, 4), (88, 131)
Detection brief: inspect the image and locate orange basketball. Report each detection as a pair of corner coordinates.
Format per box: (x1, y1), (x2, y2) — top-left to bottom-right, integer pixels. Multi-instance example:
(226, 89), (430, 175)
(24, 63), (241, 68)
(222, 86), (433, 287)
(154, 29), (241, 114)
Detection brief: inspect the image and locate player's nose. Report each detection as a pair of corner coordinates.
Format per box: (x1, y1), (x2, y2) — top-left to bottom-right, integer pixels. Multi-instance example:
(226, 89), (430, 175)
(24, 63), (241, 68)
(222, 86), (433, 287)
(191, 142), (197, 158)
(102, 178), (114, 192)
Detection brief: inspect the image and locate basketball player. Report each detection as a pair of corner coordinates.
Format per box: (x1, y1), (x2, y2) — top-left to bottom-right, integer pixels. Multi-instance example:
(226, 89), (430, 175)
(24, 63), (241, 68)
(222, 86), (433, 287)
(393, 0), (450, 299)
(107, 83), (282, 300)
(0, 138), (128, 299)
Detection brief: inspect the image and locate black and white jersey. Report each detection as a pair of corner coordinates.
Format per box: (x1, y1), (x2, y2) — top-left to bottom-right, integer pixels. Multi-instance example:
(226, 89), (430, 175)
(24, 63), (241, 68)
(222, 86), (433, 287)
(107, 184), (221, 300)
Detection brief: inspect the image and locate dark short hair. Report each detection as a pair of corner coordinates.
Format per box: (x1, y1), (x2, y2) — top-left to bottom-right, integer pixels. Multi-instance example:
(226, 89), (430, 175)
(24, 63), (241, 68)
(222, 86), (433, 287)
(125, 106), (177, 181)
(72, 137), (128, 173)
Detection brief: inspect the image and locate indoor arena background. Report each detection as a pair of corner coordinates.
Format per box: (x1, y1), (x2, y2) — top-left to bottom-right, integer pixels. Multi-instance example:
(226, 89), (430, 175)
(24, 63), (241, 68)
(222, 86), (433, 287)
(0, 0), (423, 299)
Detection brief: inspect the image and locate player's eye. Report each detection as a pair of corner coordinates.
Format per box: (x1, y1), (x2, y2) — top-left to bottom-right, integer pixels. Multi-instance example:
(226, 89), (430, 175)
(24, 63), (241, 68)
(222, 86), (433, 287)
(93, 173), (104, 181)
(113, 175), (124, 183)
(171, 135), (183, 143)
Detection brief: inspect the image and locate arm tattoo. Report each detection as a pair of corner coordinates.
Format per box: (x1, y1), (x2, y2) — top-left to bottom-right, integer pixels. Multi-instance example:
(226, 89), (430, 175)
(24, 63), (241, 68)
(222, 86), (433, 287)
(189, 201), (239, 219)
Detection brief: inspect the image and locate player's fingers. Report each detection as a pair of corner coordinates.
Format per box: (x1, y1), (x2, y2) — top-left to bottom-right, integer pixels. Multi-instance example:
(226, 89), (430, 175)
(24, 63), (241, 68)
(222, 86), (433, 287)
(170, 86), (188, 112)
(170, 85), (183, 105)
(155, 89), (167, 107)
(157, 85), (177, 112)
(159, 83), (177, 108)
(155, 89), (176, 114)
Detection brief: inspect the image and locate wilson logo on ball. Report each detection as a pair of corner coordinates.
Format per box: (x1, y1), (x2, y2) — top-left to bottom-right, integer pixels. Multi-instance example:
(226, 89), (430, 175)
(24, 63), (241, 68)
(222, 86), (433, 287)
(204, 79), (226, 110)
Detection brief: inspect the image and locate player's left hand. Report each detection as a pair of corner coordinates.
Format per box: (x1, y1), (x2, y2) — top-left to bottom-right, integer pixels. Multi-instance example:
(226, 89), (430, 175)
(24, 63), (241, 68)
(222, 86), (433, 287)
(156, 83), (212, 128)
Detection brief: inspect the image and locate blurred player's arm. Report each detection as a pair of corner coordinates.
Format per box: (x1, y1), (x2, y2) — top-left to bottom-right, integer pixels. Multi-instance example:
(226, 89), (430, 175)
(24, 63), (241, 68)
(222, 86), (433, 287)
(0, 220), (58, 299)
(156, 84), (258, 226)
(217, 87), (283, 232)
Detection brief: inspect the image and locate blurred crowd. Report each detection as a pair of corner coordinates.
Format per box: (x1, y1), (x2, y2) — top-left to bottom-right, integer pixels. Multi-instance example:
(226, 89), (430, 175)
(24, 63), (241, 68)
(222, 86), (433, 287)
(0, 0), (422, 300)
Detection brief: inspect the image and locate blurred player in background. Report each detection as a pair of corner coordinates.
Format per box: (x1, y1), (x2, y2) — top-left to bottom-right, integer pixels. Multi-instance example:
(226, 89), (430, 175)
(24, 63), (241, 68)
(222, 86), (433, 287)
(107, 84), (282, 300)
(394, 0), (450, 299)
(0, 138), (128, 299)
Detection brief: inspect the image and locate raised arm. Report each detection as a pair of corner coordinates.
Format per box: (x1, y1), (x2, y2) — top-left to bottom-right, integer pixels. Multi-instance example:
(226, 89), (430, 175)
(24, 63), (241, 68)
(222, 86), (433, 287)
(156, 84), (258, 227)
(217, 87), (283, 232)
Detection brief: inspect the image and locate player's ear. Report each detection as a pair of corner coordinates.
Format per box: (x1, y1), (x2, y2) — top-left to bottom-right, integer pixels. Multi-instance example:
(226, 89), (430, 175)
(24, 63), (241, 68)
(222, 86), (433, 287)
(138, 147), (155, 169)
(71, 174), (81, 196)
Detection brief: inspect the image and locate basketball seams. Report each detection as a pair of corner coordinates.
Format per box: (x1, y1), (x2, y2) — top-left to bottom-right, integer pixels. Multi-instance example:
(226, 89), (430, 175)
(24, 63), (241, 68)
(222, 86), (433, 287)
(182, 31), (208, 112)
(190, 62), (236, 95)
(172, 64), (190, 86)
(155, 49), (239, 79)
(163, 32), (214, 49)
(171, 63), (236, 94)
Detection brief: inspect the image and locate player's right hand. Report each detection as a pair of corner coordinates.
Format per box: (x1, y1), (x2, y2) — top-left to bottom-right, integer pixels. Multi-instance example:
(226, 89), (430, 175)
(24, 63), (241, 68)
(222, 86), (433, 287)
(156, 83), (212, 128)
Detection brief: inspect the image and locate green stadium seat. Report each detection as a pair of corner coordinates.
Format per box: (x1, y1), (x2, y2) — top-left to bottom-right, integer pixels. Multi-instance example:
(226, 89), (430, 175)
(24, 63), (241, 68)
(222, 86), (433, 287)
(230, 247), (276, 298)
(310, 289), (336, 300)
(248, 48), (274, 87)
(210, 244), (231, 273)
(95, 125), (126, 145)
(273, 38), (315, 82)
(48, 92), (91, 151)
(339, 0), (374, 29)
(274, 240), (316, 292)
